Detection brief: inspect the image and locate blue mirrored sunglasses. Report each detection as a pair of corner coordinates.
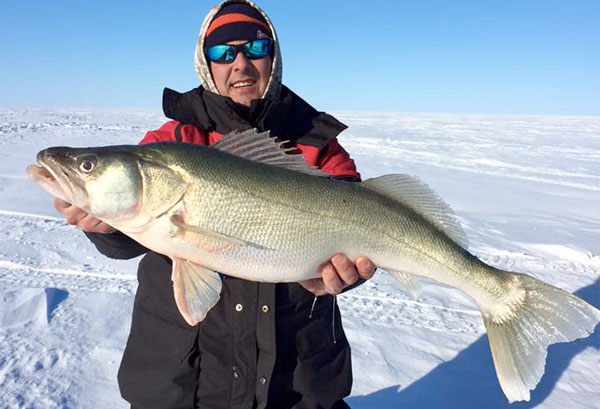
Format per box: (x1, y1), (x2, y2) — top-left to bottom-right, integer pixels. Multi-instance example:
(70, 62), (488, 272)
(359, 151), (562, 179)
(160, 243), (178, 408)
(206, 38), (272, 64)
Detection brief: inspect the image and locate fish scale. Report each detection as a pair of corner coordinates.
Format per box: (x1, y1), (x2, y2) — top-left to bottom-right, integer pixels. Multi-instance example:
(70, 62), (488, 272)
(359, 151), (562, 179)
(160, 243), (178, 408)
(27, 129), (600, 403)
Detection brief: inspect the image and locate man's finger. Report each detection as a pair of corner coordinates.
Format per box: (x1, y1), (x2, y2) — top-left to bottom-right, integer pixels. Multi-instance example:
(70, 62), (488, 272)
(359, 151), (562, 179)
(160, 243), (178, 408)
(331, 253), (359, 286)
(53, 197), (71, 211)
(79, 214), (100, 230)
(355, 256), (376, 279)
(321, 262), (343, 294)
(96, 223), (117, 234)
(299, 278), (328, 296)
(79, 214), (116, 233)
(64, 211), (82, 226)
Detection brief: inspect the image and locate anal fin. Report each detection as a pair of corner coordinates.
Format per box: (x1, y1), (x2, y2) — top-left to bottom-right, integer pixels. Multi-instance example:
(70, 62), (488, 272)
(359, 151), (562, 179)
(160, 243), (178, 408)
(385, 269), (421, 299)
(171, 258), (222, 326)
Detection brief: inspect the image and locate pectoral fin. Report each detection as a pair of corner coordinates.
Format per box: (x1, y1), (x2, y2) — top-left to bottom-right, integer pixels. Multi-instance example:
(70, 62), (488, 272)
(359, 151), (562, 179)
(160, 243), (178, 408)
(171, 257), (222, 326)
(171, 214), (247, 254)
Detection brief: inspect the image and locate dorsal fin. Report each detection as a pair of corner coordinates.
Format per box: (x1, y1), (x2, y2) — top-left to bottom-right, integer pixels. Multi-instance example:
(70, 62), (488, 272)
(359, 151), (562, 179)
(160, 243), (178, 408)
(212, 129), (329, 177)
(362, 174), (468, 248)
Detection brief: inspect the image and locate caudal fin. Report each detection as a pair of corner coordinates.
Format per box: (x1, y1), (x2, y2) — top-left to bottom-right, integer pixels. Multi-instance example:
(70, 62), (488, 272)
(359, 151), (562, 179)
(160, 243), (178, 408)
(481, 273), (600, 402)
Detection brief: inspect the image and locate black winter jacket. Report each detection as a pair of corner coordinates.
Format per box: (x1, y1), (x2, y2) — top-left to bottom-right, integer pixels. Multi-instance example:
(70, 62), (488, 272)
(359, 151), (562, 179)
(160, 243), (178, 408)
(85, 87), (361, 409)
(86, 233), (354, 409)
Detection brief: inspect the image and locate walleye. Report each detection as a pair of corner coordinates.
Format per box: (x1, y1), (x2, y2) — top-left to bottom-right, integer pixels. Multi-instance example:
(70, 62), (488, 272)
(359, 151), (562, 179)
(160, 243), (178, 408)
(28, 129), (599, 403)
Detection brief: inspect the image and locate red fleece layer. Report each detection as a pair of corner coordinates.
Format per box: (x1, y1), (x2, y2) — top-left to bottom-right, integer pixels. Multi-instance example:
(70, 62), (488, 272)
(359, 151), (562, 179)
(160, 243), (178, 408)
(139, 120), (361, 180)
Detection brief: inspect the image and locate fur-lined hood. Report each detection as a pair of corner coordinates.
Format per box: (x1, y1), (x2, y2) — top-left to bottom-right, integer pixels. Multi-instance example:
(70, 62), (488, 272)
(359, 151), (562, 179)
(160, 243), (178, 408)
(194, 0), (283, 100)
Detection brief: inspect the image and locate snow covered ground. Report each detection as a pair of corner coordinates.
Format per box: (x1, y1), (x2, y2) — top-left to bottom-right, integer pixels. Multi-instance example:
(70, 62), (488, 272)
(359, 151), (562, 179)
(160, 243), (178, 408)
(0, 106), (598, 408)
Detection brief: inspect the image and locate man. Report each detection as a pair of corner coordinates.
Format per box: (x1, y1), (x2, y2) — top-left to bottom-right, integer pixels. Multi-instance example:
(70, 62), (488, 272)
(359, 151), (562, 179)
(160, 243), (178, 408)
(54, 1), (375, 408)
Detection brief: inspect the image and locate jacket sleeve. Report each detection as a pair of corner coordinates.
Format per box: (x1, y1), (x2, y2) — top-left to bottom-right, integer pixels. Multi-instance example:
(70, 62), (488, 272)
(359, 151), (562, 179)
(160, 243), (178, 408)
(139, 120), (208, 145)
(317, 139), (361, 181)
(139, 120), (179, 144)
(84, 231), (148, 259)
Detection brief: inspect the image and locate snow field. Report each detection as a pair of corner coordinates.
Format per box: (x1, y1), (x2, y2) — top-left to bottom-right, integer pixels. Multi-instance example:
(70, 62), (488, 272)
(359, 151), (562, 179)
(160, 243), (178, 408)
(0, 107), (598, 408)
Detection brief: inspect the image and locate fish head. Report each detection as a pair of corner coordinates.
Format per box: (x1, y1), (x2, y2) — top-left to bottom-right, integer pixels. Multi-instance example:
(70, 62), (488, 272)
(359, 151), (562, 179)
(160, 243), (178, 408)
(28, 146), (143, 222)
(28, 144), (189, 229)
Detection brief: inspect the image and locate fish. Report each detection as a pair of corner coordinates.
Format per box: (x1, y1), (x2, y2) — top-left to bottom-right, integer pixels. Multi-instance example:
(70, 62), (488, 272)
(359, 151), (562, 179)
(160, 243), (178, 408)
(27, 129), (600, 403)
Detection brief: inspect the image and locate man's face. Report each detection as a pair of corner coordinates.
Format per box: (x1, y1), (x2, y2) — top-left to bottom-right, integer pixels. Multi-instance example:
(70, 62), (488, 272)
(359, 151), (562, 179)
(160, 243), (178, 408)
(210, 40), (272, 107)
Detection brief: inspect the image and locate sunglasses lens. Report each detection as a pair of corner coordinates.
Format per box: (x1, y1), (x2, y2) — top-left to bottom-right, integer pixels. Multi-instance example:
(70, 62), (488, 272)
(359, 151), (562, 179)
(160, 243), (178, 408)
(206, 39), (272, 63)
(206, 44), (236, 63)
(243, 38), (272, 59)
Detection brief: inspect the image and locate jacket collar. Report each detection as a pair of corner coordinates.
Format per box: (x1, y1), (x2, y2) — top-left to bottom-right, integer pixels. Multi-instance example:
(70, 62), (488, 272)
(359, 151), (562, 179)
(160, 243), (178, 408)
(162, 86), (347, 149)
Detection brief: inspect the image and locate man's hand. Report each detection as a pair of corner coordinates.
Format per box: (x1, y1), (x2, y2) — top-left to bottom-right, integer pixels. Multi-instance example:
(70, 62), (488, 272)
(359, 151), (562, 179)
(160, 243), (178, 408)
(53, 197), (117, 234)
(299, 254), (376, 296)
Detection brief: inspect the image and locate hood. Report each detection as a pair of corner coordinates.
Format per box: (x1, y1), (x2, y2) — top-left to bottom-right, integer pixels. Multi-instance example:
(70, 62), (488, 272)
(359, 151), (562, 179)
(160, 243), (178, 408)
(194, 0), (283, 100)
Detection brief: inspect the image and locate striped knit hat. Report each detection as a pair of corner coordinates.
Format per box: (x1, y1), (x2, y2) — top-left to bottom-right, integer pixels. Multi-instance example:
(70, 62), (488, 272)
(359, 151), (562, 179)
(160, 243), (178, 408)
(205, 2), (273, 47)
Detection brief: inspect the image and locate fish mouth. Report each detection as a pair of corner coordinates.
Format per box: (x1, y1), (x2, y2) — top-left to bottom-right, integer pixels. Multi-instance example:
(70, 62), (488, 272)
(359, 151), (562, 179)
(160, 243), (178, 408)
(27, 148), (89, 209)
(27, 163), (67, 201)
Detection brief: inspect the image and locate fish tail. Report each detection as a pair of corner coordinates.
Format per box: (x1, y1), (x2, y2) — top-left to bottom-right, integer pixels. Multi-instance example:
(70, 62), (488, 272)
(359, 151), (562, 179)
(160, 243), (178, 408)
(481, 272), (600, 402)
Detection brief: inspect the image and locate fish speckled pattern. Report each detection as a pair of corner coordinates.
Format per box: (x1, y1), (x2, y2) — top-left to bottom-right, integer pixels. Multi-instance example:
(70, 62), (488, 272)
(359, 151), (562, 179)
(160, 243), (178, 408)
(28, 129), (600, 403)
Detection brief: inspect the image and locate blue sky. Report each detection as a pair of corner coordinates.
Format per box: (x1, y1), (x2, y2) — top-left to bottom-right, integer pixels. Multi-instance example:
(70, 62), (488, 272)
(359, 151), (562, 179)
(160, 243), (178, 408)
(1, 0), (598, 114)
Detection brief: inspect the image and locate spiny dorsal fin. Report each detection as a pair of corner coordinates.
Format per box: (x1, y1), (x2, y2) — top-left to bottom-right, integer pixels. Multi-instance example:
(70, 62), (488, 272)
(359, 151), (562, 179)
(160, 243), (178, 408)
(362, 174), (468, 248)
(212, 128), (329, 177)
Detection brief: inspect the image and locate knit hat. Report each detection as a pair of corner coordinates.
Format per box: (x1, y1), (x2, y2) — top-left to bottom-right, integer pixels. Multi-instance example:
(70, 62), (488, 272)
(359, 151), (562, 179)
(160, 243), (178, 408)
(205, 2), (273, 47)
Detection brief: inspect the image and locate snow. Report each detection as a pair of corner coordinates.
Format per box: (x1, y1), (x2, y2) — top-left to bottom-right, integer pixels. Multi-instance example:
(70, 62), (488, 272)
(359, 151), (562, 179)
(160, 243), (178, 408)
(1, 106), (598, 408)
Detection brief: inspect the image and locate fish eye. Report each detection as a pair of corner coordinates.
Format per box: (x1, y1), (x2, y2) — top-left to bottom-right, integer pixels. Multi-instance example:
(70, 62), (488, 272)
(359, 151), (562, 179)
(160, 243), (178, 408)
(78, 156), (98, 173)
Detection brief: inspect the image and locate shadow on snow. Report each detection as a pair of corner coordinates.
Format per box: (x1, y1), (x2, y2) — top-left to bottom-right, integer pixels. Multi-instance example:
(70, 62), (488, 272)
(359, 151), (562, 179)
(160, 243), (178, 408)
(347, 279), (600, 409)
